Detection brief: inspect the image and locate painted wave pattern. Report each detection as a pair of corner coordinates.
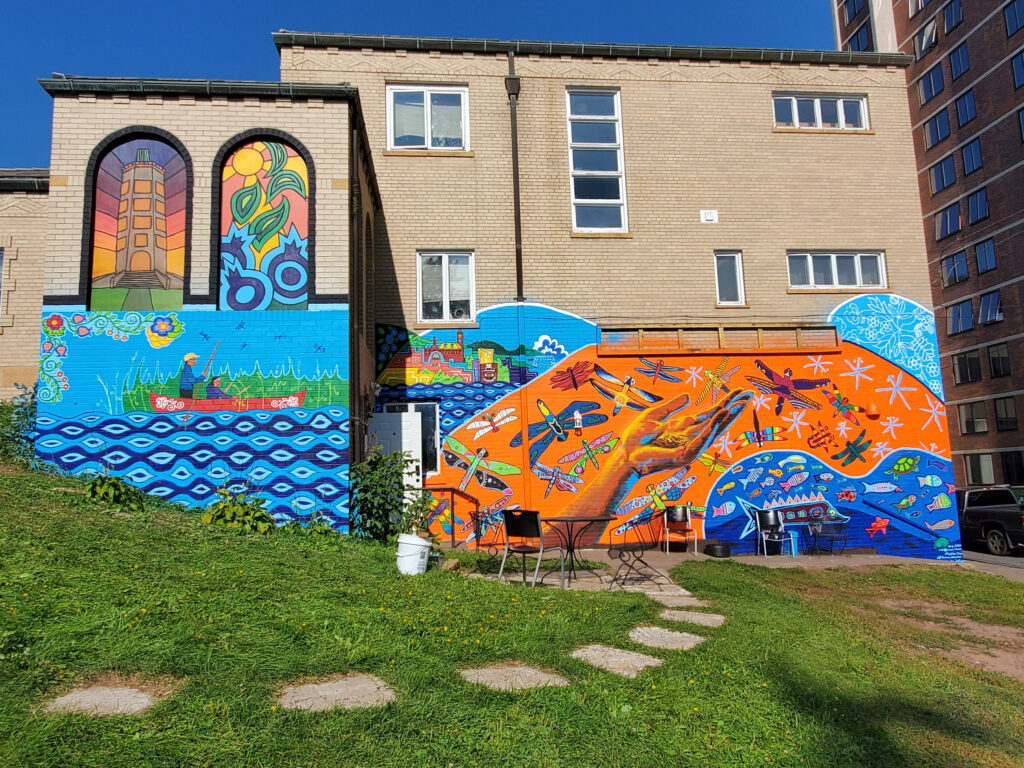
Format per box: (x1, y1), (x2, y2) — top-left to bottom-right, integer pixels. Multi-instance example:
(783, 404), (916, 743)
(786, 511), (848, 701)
(705, 448), (960, 561)
(36, 408), (350, 528)
(378, 382), (517, 435)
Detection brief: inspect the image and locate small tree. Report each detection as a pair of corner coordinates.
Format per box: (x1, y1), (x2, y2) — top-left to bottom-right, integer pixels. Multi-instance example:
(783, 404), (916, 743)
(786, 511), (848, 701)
(349, 446), (420, 542)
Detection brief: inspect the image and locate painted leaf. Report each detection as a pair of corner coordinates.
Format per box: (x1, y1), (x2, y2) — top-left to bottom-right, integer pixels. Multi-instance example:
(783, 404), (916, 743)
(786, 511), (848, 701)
(267, 142), (288, 175)
(249, 198), (290, 250)
(231, 183), (262, 225)
(267, 169), (307, 202)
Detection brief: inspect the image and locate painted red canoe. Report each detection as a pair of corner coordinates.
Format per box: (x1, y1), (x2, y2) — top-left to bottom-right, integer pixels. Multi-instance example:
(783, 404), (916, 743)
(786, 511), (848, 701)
(148, 389), (307, 413)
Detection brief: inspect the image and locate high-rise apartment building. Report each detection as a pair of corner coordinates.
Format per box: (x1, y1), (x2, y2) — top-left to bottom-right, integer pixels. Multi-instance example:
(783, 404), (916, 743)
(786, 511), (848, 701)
(833, 0), (1024, 488)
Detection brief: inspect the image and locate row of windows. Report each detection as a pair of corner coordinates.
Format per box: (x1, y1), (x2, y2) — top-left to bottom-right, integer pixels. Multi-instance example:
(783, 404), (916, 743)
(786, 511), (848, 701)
(940, 237), (997, 287)
(772, 95), (868, 130)
(414, 249), (887, 321)
(924, 56), (1024, 150)
(959, 396), (1018, 434)
(947, 288), (1003, 335)
(965, 451), (1024, 486)
(936, 186), (988, 239)
(953, 342), (1011, 384)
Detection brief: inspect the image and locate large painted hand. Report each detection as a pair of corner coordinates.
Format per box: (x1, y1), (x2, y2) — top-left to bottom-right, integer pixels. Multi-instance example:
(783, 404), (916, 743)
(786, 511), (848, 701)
(620, 388), (754, 476)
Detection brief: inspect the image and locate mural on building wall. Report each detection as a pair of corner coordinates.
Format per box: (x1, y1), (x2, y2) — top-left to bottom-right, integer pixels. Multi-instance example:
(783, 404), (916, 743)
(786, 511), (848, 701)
(90, 138), (187, 312)
(376, 297), (961, 561)
(220, 141), (309, 311)
(36, 309), (350, 527)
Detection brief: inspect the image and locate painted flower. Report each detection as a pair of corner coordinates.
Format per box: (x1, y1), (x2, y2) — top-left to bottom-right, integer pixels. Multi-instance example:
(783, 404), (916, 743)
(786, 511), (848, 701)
(42, 341), (53, 353)
(72, 314), (86, 323)
(150, 316), (174, 337)
(77, 327), (90, 337)
(55, 345), (67, 357)
(45, 314), (64, 332)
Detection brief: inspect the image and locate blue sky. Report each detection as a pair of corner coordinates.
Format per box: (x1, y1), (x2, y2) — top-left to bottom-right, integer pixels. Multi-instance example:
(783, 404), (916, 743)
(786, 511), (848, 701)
(2, 0), (834, 168)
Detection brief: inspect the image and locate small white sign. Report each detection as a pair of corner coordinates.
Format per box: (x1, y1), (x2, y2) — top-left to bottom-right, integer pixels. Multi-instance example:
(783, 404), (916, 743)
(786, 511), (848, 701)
(700, 209), (719, 224)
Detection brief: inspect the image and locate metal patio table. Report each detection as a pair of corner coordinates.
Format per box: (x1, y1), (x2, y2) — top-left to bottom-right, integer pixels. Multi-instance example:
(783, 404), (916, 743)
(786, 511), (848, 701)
(541, 514), (614, 582)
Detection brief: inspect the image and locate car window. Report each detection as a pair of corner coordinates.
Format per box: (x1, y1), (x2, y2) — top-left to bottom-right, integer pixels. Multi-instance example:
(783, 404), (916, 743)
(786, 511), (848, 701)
(969, 489), (1017, 506)
(955, 491), (965, 511)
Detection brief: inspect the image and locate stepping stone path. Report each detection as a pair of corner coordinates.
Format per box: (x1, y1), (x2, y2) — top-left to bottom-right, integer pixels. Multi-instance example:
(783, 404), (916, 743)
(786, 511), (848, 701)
(461, 664), (568, 691)
(660, 609), (726, 628)
(278, 674), (395, 712)
(571, 644), (663, 677)
(46, 685), (166, 716)
(646, 593), (709, 608)
(629, 624), (706, 650)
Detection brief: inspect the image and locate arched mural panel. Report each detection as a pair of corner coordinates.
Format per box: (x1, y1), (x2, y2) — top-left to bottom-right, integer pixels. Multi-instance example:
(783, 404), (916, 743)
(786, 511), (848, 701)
(90, 137), (187, 311)
(219, 140), (309, 310)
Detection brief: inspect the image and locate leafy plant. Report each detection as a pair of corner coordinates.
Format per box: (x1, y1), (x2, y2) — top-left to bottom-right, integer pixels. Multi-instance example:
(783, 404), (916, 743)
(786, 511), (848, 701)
(404, 491), (436, 538)
(350, 446), (420, 542)
(0, 382), (38, 464)
(202, 485), (275, 534)
(85, 472), (145, 513)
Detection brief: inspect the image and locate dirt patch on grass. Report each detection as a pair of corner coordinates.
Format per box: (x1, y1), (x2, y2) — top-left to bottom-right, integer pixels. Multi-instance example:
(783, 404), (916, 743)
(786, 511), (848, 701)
(44, 672), (178, 716)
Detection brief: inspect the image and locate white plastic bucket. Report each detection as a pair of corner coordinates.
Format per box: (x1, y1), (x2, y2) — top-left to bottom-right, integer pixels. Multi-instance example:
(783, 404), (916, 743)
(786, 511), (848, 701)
(396, 533), (431, 575)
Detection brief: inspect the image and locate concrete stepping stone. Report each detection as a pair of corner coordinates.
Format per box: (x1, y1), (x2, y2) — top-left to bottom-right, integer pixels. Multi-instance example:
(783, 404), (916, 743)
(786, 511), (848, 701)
(46, 686), (164, 716)
(460, 664), (568, 691)
(647, 593), (708, 608)
(278, 674), (395, 712)
(571, 644), (663, 677)
(660, 609), (726, 628)
(630, 625), (706, 650)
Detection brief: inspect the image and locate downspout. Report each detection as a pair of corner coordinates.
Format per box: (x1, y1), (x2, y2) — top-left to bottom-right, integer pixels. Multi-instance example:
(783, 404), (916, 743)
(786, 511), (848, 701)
(505, 54), (525, 302)
(348, 102), (364, 465)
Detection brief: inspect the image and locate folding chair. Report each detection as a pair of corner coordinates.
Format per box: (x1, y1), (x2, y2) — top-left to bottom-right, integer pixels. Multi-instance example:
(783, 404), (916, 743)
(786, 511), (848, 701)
(497, 509), (566, 588)
(609, 510), (665, 586)
(755, 509), (796, 556)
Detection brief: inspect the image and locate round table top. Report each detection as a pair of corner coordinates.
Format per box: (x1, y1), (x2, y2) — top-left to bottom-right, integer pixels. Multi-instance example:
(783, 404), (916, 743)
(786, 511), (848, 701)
(542, 515), (614, 523)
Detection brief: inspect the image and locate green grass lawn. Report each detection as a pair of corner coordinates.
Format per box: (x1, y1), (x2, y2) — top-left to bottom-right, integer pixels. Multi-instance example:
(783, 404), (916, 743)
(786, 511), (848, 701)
(1, 463), (1023, 768)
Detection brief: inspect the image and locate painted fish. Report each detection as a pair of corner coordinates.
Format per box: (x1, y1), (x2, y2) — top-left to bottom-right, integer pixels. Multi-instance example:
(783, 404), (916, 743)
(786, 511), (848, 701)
(780, 471), (809, 492)
(713, 502), (735, 517)
(761, 477), (776, 488)
(768, 489), (783, 499)
(865, 516), (889, 538)
(718, 481), (736, 496)
(814, 472), (835, 482)
(837, 488), (857, 502)
(731, 464), (745, 474)
(928, 459), (946, 470)
(779, 455), (804, 467)
(789, 464), (806, 472)
(812, 464), (824, 470)
(894, 494), (917, 512)
(917, 475), (943, 488)
(768, 469), (783, 477)
(739, 467), (764, 489)
(750, 488), (762, 498)
(927, 519), (955, 531)
(861, 481), (901, 494)
(755, 454), (774, 464)
(812, 484), (827, 492)
(934, 537), (950, 549)
(927, 493), (952, 511)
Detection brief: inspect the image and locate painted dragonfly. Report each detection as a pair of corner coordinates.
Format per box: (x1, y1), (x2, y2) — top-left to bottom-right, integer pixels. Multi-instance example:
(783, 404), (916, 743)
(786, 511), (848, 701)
(697, 450), (733, 475)
(696, 356), (741, 406)
(510, 399), (608, 465)
(733, 411), (786, 448)
(822, 385), (865, 425)
(557, 431), (619, 476)
(461, 495), (513, 544)
(532, 462), (586, 498)
(831, 429), (872, 466)
(441, 436), (522, 493)
(745, 359), (829, 415)
(613, 467), (697, 535)
(634, 357), (684, 384)
(465, 407), (519, 440)
(550, 360), (595, 391)
(590, 365), (663, 416)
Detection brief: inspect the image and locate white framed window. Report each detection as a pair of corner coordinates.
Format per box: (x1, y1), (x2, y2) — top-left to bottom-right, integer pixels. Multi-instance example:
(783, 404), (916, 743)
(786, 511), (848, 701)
(416, 251), (475, 323)
(383, 402), (440, 476)
(386, 85), (469, 151)
(566, 89), (628, 232)
(965, 453), (994, 485)
(773, 94), (868, 130)
(786, 251), (885, 289)
(979, 289), (1002, 324)
(714, 251), (745, 305)
(959, 402), (988, 434)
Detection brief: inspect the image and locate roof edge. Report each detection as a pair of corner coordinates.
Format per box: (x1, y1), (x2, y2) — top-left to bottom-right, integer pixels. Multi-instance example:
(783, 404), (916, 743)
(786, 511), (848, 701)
(0, 169), (49, 193)
(271, 31), (913, 68)
(38, 76), (359, 100)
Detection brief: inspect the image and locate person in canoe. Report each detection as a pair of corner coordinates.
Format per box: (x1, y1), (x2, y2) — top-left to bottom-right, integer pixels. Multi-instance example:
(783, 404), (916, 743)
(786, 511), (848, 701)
(179, 352), (206, 399)
(204, 376), (232, 400)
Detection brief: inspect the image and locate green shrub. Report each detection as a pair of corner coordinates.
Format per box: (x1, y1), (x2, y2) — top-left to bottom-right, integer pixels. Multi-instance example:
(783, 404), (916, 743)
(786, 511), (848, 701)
(350, 446), (419, 542)
(202, 485), (275, 534)
(0, 383), (37, 464)
(85, 472), (146, 513)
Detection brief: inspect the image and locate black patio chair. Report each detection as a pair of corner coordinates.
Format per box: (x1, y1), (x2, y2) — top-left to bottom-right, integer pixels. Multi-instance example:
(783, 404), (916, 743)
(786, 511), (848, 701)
(608, 510), (666, 586)
(497, 509), (565, 588)
(808, 522), (848, 554)
(755, 509), (796, 556)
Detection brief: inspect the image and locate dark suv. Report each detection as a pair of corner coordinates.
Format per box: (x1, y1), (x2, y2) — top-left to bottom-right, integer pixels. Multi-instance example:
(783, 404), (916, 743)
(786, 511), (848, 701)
(956, 486), (1024, 556)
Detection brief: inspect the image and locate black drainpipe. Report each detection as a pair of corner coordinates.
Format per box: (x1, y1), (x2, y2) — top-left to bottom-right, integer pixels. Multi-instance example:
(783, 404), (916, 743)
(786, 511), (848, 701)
(505, 53), (525, 302)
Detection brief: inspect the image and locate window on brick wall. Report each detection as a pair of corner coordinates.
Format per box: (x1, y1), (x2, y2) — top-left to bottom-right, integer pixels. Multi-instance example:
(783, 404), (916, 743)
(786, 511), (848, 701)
(937, 202), (961, 239)
(921, 64), (945, 104)
(773, 94), (868, 130)
(956, 90), (976, 126)
(387, 85), (469, 150)
(566, 89), (628, 232)
(990, 343), (1011, 377)
(965, 453), (994, 484)
(1013, 51), (1024, 87)
(714, 252), (745, 305)
(953, 349), (982, 383)
(787, 251), (884, 289)
(931, 155), (957, 194)
(976, 237), (997, 273)
(996, 396), (1018, 431)
(945, 0), (963, 32)
(417, 251), (475, 322)
(948, 298), (973, 334)
(911, 0), (936, 16)
(915, 20), (938, 59)
(962, 138), (983, 174)
(979, 289), (1002, 323)
(849, 23), (871, 51)
(950, 42), (970, 79)
(941, 250), (968, 286)
(1002, 451), (1024, 484)
(1020, 107), (1024, 139)
(968, 188), (989, 224)
(1007, 0), (1024, 36)
(925, 110), (951, 147)
(960, 401), (988, 434)
(845, 0), (864, 23)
